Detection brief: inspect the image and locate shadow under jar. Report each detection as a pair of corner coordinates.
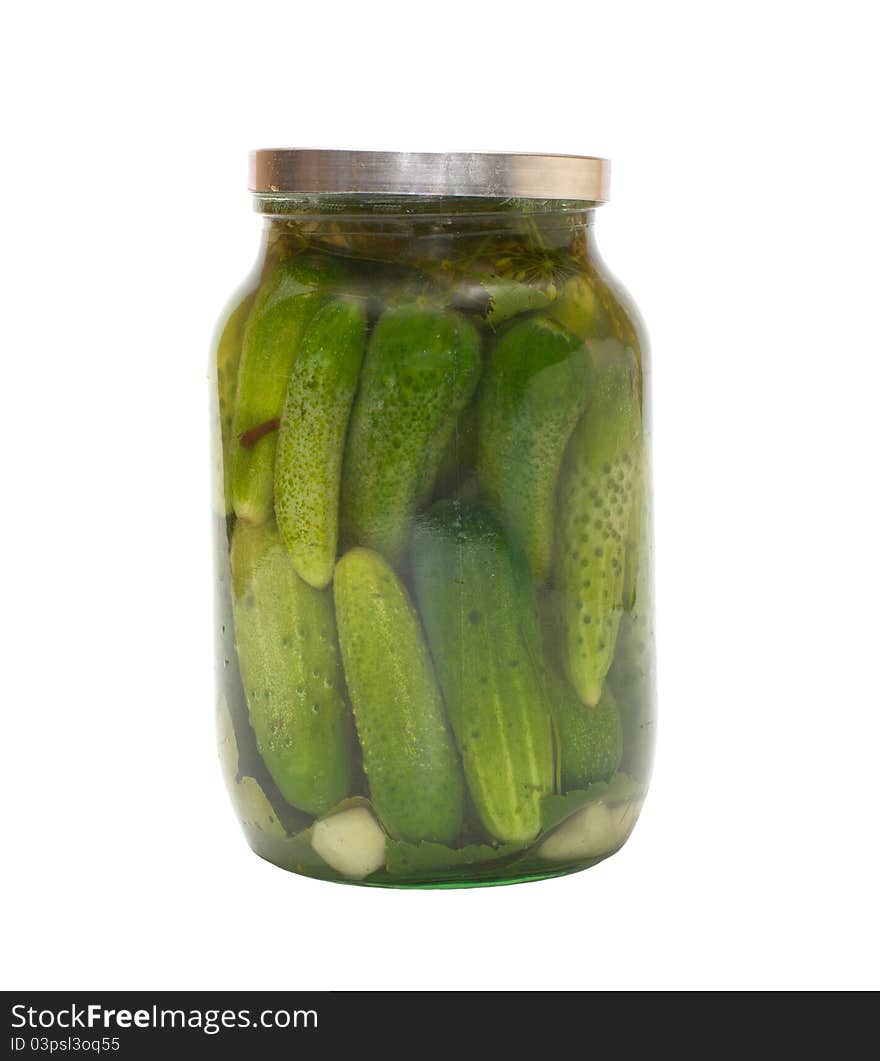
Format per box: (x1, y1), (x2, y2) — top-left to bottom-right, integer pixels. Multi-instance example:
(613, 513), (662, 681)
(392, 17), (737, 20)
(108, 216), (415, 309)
(211, 150), (656, 887)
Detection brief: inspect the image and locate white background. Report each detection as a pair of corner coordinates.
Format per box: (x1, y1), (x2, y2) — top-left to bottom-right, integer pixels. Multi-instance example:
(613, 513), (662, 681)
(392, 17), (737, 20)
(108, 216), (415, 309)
(2, 0), (878, 990)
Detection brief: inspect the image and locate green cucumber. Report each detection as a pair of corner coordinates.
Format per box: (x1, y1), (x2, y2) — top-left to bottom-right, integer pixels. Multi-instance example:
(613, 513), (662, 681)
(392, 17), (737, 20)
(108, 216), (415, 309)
(482, 276), (551, 325)
(340, 304), (481, 564)
(433, 401), (479, 499)
(411, 502), (554, 847)
(550, 672), (623, 789)
(609, 466), (656, 781)
(213, 290), (256, 516)
(274, 299), (367, 588)
(231, 256), (344, 525)
(333, 547), (465, 844)
(545, 275), (601, 338)
(555, 355), (642, 706)
(537, 595), (622, 788)
(612, 611), (656, 782)
(477, 317), (592, 582)
(230, 522), (353, 814)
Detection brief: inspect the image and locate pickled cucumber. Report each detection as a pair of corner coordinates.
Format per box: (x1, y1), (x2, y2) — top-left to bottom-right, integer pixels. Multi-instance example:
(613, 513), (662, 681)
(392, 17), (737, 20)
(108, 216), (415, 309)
(609, 466), (656, 781)
(231, 256), (344, 524)
(340, 304), (481, 564)
(477, 316), (592, 581)
(538, 616), (623, 788)
(482, 276), (552, 325)
(556, 355), (642, 705)
(333, 547), (465, 844)
(230, 522), (353, 814)
(411, 502), (554, 847)
(433, 402), (479, 498)
(213, 291), (255, 516)
(545, 275), (601, 338)
(275, 299), (367, 588)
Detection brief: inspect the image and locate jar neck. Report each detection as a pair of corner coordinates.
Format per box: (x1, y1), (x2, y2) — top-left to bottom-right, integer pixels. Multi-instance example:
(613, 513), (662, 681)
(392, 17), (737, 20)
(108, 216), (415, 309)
(254, 191), (598, 215)
(253, 196), (601, 276)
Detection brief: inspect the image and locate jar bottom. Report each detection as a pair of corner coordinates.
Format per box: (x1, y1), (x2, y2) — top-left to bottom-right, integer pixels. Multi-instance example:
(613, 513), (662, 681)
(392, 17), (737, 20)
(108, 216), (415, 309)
(348, 860), (613, 889)
(243, 829), (630, 889)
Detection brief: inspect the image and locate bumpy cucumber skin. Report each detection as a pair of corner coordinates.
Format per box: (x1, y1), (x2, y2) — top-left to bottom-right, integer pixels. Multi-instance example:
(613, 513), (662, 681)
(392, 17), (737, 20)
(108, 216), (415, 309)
(230, 522), (353, 815)
(433, 401), (479, 498)
(333, 547), (465, 845)
(411, 502), (554, 847)
(213, 291), (256, 516)
(477, 317), (592, 582)
(340, 304), (481, 564)
(549, 669), (623, 789)
(537, 595), (623, 788)
(231, 257), (344, 525)
(555, 355), (642, 706)
(609, 465), (656, 782)
(274, 299), (367, 589)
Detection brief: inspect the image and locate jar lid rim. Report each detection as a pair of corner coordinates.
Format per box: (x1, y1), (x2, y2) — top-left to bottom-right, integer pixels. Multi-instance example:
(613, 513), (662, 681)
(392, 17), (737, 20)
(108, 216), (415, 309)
(249, 149), (610, 202)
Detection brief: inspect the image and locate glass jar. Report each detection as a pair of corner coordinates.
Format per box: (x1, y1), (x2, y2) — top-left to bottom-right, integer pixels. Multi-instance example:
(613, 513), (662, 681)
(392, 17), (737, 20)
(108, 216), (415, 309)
(211, 150), (655, 887)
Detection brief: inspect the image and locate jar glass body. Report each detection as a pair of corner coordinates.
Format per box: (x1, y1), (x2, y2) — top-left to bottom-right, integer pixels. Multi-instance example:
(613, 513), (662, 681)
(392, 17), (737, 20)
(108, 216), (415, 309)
(211, 195), (655, 887)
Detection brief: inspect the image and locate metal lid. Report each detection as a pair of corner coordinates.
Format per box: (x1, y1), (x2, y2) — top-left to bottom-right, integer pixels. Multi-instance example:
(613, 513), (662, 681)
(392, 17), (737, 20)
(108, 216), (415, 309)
(249, 149), (610, 202)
